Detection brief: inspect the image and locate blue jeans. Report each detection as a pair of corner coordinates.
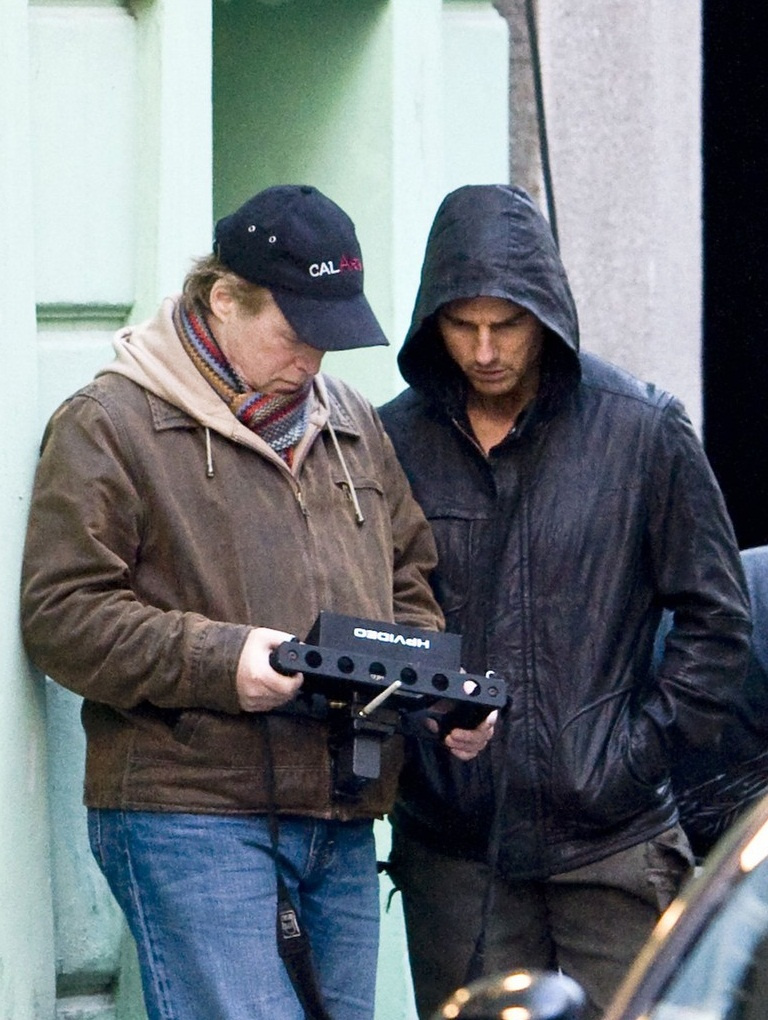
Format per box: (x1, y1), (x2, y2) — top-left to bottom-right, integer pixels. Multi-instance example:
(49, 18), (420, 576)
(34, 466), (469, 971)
(88, 810), (380, 1020)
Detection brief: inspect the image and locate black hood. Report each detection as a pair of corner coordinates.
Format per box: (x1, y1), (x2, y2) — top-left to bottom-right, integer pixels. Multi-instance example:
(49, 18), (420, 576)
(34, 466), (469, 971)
(398, 185), (580, 403)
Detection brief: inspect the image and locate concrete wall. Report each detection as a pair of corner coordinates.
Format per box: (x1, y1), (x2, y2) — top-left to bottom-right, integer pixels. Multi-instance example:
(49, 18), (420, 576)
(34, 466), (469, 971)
(526, 0), (703, 428)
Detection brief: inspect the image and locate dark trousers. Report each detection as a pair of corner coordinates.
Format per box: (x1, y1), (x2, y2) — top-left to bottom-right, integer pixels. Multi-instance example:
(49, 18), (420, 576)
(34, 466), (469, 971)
(389, 825), (693, 1020)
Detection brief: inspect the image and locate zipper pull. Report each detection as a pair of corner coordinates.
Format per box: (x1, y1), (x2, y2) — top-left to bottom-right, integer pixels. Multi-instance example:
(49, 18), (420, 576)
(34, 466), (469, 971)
(295, 486), (309, 517)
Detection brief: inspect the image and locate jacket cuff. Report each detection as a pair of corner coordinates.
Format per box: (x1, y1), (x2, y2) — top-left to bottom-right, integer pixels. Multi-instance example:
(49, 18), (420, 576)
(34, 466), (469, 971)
(191, 622), (251, 714)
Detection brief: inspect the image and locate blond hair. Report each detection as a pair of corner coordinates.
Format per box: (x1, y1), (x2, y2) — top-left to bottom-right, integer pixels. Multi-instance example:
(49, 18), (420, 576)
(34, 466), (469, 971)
(182, 253), (271, 315)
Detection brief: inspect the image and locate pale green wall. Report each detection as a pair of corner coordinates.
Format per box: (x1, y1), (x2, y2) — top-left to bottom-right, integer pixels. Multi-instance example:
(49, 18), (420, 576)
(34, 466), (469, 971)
(1, 2), (56, 1017)
(213, 0), (399, 404)
(21, 2), (211, 1017)
(442, 1), (509, 195)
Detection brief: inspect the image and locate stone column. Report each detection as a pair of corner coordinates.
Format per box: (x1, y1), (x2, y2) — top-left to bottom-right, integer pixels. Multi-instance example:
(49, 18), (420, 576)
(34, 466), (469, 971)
(496, 0), (703, 426)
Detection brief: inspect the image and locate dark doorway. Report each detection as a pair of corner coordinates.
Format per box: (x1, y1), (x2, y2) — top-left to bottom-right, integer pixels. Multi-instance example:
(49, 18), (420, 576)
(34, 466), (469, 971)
(703, 4), (768, 550)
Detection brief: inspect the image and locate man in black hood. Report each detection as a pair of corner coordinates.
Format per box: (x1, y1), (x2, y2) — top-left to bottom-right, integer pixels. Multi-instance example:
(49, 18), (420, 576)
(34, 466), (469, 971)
(378, 184), (750, 1019)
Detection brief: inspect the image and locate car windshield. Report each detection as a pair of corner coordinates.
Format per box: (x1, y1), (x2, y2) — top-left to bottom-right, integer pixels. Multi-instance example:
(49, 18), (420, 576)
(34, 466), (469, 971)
(650, 850), (768, 1020)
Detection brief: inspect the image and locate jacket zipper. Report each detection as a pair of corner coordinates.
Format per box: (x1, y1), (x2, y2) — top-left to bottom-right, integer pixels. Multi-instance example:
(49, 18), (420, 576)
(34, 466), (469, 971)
(295, 485), (309, 517)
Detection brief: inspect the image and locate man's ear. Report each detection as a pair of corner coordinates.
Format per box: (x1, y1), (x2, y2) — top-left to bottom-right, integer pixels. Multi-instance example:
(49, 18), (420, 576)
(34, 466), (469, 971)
(209, 278), (236, 322)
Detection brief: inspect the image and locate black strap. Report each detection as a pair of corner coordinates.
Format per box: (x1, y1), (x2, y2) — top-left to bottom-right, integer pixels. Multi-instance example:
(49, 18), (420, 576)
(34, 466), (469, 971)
(462, 702), (515, 985)
(260, 716), (335, 1020)
(275, 874), (335, 1020)
(524, 0), (559, 248)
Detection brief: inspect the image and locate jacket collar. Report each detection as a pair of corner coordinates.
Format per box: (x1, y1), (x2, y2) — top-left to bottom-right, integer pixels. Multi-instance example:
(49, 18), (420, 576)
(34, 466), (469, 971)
(314, 373), (361, 439)
(143, 373), (361, 443)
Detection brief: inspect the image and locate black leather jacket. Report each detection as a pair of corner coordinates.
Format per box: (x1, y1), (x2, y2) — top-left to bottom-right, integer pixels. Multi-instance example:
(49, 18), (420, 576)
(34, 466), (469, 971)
(379, 185), (750, 879)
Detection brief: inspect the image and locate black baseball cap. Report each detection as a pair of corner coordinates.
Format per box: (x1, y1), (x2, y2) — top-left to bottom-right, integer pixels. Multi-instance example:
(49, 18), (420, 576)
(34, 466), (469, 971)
(213, 185), (389, 352)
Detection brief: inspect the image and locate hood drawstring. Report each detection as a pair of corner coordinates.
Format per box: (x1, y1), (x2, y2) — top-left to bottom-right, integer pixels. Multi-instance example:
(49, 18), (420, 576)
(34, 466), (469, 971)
(204, 427), (214, 478)
(202, 406), (364, 526)
(326, 417), (365, 525)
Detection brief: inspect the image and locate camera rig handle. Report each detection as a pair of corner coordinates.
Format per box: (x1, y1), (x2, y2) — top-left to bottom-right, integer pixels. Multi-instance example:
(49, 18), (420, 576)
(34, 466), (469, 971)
(269, 614), (507, 799)
(269, 638), (506, 720)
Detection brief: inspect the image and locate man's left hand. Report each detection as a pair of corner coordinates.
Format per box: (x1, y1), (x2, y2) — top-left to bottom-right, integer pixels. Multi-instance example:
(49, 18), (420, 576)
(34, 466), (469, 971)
(425, 709), (498, 761)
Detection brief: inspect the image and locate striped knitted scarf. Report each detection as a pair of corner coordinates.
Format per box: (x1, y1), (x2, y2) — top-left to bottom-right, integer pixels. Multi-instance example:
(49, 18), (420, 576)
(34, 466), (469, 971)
(176, 300), (311, 466)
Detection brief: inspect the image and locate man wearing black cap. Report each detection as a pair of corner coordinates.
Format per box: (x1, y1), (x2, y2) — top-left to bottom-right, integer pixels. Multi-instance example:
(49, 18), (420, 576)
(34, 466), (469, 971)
(20, 185), (493, 1020)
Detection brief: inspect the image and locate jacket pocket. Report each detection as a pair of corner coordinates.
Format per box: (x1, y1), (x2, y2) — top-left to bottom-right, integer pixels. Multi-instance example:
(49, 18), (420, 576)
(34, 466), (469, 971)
(332, 474), (385, 519)
(170, 708), (206, 748)
(136, 708), (267, 769)
(427, 513), (478, 624)
(550, 693), (669, 833)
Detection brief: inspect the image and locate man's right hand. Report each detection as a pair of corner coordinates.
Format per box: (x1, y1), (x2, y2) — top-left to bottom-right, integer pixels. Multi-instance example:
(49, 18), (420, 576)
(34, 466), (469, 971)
(236, 627), (304, 712)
